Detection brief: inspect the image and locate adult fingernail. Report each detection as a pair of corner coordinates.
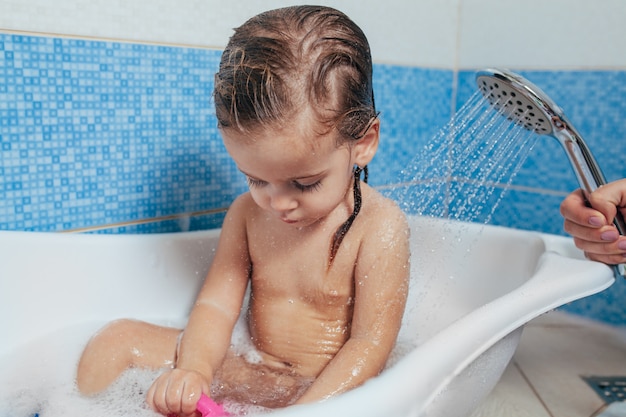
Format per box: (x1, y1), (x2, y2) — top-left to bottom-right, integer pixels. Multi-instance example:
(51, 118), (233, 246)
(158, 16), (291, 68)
(618, 240), (626, 251)
(601, 230), (619, 241)
(589, 217), (604, 227)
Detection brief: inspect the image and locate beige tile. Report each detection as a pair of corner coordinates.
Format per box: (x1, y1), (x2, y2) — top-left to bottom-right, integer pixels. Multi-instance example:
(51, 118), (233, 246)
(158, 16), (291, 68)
(471, 362), (551, 417)
(514, 312), (626, 417)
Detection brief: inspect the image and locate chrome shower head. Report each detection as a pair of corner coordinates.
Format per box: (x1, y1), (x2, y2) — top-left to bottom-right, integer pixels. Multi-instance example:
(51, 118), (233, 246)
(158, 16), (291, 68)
(476, 68), (625, 278)
(476, 69), (561, 135)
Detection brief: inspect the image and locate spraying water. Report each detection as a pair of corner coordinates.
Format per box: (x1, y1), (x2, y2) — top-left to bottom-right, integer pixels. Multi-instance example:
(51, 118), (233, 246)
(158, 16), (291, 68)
(386, 90), (537, 225)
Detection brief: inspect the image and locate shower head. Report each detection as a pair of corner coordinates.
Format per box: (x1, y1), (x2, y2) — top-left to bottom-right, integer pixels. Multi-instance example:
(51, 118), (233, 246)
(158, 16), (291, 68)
(476, 69), (564, 135)
(476, 68), (625, 278)
(476, 68), (608, 195)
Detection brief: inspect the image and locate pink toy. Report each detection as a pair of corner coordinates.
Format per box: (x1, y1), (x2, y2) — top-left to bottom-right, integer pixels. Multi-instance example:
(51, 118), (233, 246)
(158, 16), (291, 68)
(196, 393), (228, 417)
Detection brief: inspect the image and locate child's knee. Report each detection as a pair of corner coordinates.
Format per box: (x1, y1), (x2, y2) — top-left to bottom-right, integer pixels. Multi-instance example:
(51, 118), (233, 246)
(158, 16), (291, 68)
(87, 319), (139, 352)
(80, 320), (144, 370)
(101, 318), (142, 338)
(82, 319), (178, 367)
(77, 319), (145, 393)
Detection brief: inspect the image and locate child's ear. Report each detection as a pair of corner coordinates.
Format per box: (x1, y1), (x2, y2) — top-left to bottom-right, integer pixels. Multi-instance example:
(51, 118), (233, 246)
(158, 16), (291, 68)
(353, 118), (380, 167)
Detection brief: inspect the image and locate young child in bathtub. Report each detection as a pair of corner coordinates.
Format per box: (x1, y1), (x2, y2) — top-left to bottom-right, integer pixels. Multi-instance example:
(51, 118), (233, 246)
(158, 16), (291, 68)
(76, 5), (410, 415)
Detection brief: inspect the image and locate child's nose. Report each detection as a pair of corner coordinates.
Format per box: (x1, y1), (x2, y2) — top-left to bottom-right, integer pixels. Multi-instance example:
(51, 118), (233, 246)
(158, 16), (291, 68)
(269, 188), (298, 212)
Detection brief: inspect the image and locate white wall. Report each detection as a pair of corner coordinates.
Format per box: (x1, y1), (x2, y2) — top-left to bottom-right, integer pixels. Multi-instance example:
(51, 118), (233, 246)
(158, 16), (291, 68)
(457, 0), (626, 70)
(2, 0), (624, 70)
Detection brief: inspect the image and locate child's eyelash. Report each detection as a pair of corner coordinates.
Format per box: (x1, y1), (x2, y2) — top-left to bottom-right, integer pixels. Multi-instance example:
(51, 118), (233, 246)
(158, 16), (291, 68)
(246, 177), (266, 188)
(293, 181), (322, 192)
(246, 177), (322, 193)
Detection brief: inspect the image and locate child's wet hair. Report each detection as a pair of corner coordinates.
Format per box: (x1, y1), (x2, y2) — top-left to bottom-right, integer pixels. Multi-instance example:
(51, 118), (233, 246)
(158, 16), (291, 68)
(214, 6), (377, 266)
(213, 5), (377, 142)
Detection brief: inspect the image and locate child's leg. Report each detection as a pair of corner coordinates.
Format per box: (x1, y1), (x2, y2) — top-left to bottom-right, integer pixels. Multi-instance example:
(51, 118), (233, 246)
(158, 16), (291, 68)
(76, 319), (181, 394)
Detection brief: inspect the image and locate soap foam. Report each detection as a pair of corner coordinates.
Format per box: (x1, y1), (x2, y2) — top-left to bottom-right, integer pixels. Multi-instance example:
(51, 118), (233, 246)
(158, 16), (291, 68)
(0, 320), (275, 417)
(0, 316), (413, 417)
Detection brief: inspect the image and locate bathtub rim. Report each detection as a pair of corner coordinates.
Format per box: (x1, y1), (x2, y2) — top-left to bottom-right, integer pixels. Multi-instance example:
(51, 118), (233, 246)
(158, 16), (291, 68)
(0, 217), (616, 417)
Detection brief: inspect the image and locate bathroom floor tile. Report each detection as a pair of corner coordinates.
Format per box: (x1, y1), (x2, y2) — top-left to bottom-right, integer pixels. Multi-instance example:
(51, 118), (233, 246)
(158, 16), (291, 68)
(476, 311), (626, 417)
(517, 311), (626, 417)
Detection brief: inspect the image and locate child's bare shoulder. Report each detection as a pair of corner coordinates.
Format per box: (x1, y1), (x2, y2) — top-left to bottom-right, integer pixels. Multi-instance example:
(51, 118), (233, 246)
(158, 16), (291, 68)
(221, 193), (267, 234)
(360, 185), (409, 240)
(354, 184), (410, 289)
(228, 192), (261, 217)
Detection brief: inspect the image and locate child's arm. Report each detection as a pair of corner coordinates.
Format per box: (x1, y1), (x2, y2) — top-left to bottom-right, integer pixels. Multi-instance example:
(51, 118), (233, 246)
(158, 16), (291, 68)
(146, 196), (252, 416)
(295, 204), (410, 404)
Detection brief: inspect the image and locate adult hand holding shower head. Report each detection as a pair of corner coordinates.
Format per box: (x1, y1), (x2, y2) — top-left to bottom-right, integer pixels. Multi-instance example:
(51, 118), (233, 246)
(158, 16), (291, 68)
(476, 68), (626, 278)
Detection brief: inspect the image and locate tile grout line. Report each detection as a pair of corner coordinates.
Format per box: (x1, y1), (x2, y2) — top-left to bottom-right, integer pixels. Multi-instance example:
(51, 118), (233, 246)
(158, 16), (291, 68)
(514, 360), (556, 417)
(57, 207), (228, 233)
(590, 403), (608, 417)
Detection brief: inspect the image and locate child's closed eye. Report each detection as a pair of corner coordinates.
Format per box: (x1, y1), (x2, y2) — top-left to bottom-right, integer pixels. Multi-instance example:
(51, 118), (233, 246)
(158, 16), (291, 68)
(246, 176), (322, 193)
(293, 180), (322, 193)
(246, 177), (267, 188)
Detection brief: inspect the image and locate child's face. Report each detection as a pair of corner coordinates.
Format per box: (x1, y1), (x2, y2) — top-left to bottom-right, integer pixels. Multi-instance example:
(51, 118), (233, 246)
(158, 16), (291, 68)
(222, 121), (357, 228)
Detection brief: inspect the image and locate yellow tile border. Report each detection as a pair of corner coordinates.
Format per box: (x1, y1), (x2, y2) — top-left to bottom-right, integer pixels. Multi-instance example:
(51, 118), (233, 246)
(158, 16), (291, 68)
(58, 207), (227, 233)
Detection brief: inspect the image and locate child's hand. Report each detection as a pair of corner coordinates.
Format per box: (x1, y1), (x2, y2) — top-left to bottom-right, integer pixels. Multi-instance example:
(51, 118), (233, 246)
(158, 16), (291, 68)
(145, 368), (211, 417)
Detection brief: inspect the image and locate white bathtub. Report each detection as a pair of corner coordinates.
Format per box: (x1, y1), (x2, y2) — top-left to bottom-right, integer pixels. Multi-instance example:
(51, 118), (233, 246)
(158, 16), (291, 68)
(0, 215), (614, 417)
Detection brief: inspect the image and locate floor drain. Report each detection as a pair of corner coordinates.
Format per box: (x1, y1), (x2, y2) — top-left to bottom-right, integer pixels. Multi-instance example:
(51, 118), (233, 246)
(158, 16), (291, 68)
(583, 376), (626, 404)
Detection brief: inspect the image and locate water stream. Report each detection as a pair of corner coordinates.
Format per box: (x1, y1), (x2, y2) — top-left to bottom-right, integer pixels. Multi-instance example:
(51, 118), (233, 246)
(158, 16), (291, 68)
(387, 90), (538, 225)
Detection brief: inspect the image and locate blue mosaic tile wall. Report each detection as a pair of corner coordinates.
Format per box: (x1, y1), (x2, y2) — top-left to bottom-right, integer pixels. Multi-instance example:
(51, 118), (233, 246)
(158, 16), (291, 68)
(2, 33), (626, 323)
(0, 34), (244, 232)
